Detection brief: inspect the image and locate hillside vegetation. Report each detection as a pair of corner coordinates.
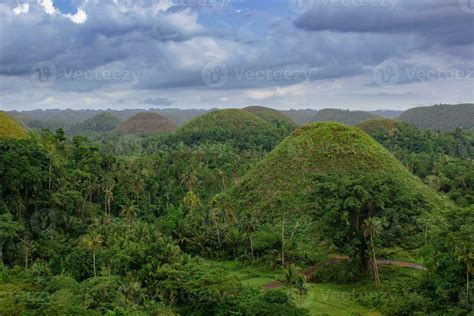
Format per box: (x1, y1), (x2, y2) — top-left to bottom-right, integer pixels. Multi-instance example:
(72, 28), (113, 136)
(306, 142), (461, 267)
(398, 103), (474, 131)
(216, 123), (451, 270)
(311, 108), (375, 125)
(0, 112), (28, 139)
(171, 109), (284, 150)
(243, 106), (296, 129)
(115, 112), (177, 135)
(70, 112), (121, 135)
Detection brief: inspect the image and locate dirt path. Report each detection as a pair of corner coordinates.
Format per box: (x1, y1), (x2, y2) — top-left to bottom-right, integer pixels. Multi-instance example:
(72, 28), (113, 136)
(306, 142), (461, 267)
(262, 257), (426, 290)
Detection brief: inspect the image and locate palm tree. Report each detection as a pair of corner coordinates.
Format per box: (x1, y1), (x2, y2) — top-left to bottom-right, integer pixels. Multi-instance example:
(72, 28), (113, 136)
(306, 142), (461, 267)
(121, 204), (139, 225)
(363, 217), (383, 285)
(284, 264), (306, 298)
(80, 232), (103, 277)
(456, 241), (473, 301)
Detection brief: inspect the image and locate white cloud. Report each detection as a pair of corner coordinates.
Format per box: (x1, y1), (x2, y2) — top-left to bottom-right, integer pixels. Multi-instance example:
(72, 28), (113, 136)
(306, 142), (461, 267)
(13, 3), (29, 15)
(39, 0), (56, 15)
(65, 9), (87, 24)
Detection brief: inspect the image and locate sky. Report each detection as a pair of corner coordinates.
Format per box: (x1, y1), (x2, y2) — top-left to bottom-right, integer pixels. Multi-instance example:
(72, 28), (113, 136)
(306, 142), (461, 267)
(0, 0), (473, 111)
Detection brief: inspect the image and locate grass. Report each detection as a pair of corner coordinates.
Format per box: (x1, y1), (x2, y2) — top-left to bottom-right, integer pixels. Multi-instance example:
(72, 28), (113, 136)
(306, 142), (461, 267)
(209, 260), (382, 315)
(300, 283), (381, 316)
(0, 112), (28, 139)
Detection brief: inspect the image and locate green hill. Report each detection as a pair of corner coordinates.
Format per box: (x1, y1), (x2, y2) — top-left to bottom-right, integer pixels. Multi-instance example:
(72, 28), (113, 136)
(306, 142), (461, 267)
(218, 123), (451, 258)
(243, 106), (297, 131)
(115, 112), (177, 135)
(398, 104), (474, 131)
(356, 117), (400, 135)
(71, 112), (121, 134)
(0, 112), (28, 139)
(172, 109), (282, 150)
(311, 109), (375, 126)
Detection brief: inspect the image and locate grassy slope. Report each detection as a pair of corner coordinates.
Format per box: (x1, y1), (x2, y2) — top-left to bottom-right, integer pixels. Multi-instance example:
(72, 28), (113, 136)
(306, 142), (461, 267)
(173, 109), (281, 149)
(228, 122), (449, 217)
(243, 106), (297, 127)
(0, 112), (28, 139)
(356, 117), (399, 135)
(115, 112), (177, 134)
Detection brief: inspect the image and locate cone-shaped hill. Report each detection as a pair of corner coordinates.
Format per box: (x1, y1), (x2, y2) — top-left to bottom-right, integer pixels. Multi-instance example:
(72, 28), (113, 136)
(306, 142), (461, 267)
(219, 123), (450, 243)
(172, 109), (283, 150)
(243, 106), (297, 130)
(115, 112), (177, 135)
(0, 112), (28, 139)
(357, 117), (400, 135)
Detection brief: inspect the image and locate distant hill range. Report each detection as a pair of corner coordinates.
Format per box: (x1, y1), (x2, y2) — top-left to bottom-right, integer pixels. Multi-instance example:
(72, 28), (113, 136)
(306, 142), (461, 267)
(310, 109), (375, 126)
(5, 104), (472, 132)
(398, 104), (474, 131)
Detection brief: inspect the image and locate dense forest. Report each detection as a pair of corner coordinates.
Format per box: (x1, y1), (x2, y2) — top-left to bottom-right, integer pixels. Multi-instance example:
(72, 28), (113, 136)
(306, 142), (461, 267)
(0, 107), (473, 315)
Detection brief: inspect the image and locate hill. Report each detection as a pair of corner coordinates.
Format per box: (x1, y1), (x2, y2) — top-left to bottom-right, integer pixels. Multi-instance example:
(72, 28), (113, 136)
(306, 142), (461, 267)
(243, 106), (297, 131)
(368, 110), (402, 119)
(70, 112), (121, 135)
(356, 117), (400, 135)
(115, 112), (177, 135)
(398, 104), (474, 131)
(172, 109), (282, 150)
(281, 109), (317, 125)
(311, 109), (375, 125)
(0, 112), (28, 139)
(218, 123), (450, 261)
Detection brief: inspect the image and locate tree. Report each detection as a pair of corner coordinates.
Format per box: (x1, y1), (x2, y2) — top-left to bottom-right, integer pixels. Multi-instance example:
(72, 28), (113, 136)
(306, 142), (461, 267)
(120, 204), (139, 225)
(363, 217), (383, 285)
(0, 213), (22, 265)
(19, 238), (34, 269)
(80, 232), (103, 277)
(241, 212), (258, 259)
(284, 264), (306, 300)
(455, 230), (474, 301)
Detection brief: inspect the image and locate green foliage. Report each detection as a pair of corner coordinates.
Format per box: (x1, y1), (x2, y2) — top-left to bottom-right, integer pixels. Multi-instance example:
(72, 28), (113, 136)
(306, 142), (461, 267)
(70, 112), (121, 135)
(398, 103), (474, 131)
(0, 111), (28, 139)
(115, 112), (177, 135)
(170, 109), (285, 151)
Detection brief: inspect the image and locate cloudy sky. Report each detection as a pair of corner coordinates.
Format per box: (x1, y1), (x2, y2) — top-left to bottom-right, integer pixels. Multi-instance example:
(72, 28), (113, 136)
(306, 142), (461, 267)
(0, 0), (473, 111)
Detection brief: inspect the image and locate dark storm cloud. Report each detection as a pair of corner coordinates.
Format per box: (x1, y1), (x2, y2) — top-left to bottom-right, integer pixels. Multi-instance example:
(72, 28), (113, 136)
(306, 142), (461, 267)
(293, 0), (474, 47)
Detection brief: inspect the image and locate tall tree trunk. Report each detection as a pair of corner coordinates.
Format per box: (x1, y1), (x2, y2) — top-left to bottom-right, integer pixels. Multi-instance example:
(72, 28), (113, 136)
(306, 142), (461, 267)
(281, 215), (285, 267)
(370, 233), (379, 285)
(25, 253), (28, 269)
(48, 158), (52, 191)
(467, 266), (470, 301)
(0, 241), (4, 265)
(93, 252), (97, 277)
(250, 235), (254, 260)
